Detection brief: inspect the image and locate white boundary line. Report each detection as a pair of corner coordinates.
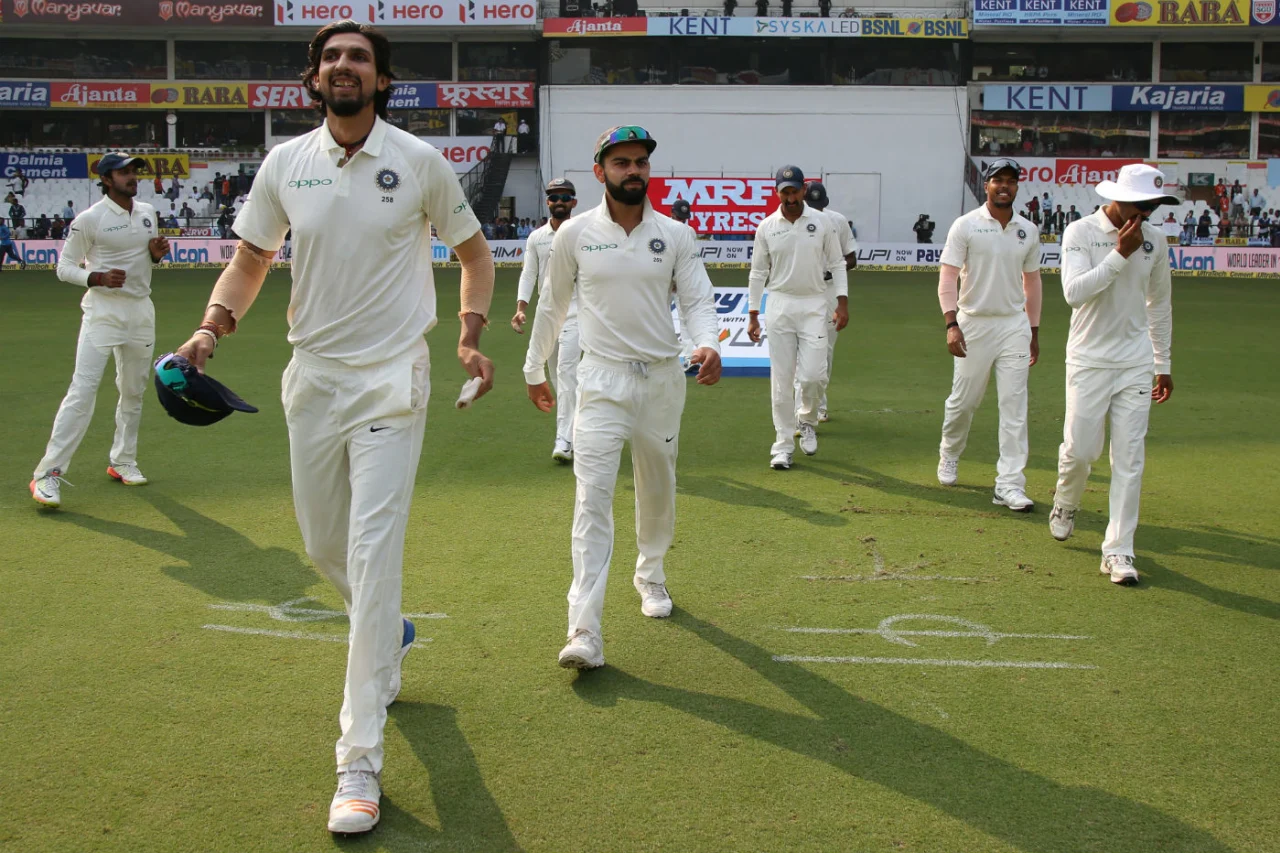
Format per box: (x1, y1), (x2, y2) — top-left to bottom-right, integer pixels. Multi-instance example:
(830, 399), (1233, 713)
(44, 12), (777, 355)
(207, 597), (448, 623)
(203, 624), (432, 648)
(773, 655), (1097, 670)
(785, 627), (1092, 641)
(799, 574), (987, 582)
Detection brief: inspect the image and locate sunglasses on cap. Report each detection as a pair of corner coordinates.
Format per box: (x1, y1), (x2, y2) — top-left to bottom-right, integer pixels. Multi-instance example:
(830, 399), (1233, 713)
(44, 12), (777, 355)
(984, 157), (1021, 179)
(547, 193), (575, 203)
(595, 125), (655, 162)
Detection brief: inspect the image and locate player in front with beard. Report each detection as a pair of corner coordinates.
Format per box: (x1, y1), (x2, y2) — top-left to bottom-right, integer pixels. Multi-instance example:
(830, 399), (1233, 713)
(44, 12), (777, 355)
(512, 177), (580, 463)
(523, 125), (722, 670)
(30, 154), (169, 508)
(169, 21), (495, 835)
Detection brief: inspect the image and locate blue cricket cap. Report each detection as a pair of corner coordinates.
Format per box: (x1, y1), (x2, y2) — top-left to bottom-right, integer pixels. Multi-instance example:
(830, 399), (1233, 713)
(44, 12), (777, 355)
(96, 152), (147, 176)
(154, 353), (258, 427)
(776, 165), (805, 190)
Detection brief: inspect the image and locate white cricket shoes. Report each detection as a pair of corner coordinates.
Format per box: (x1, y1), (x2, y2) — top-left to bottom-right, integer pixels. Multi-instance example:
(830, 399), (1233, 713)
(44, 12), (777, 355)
(1049, 505), (1076, 541)
(107, 464), (148, 486)
(328, 769), (381, 834)
(937, 457), (958, 486)
(798, 423), (818, 456)
(552, 439), (573, 464)
(770, 452), (792, 470)
(818, 409), (830, 423)
(992, 487), (1034, 512)
(385, 618), (415, 707)
(634, 577), (673, 618)
(1102, 554), (1140, 585)
(30, 469), (69, 508)
(558, 629), (604, 670)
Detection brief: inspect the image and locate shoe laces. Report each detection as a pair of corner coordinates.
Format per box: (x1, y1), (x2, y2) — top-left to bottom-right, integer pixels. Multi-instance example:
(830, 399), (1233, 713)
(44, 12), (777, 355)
(39, 469), (74, 489)
(640, 581), (669, 600)
(940, 459), (958, 473)
(1109, 554), (1134, 568)
(336, 770), (377, 799)
(1050, 505), (1071, 520)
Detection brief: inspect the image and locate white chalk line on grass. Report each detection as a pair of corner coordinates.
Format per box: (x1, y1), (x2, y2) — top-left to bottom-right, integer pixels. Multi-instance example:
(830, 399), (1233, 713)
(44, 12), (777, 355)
(780, 614), (1092, 649)
(773, 655), (1097, 670)
(799, 574), (987, 583)
(208, 597), (447, 623)
(203, 624), (432, 648)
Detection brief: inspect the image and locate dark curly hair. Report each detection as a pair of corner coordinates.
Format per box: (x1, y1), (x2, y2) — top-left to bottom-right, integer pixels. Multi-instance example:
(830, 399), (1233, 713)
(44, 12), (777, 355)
(302, 20), (395, 120)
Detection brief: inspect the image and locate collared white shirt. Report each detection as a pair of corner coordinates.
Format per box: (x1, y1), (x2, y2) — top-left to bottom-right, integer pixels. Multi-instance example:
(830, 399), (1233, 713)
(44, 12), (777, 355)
(517, 221), (577, 319)
(939, 204), (1040, 318)
(57, 196), (159, 298)
(822, 207), (857, 257)
(233, 117), (481, 367)
(522, 200), (720, 385)
(1060, 209), (1172, 374)
(747, 202), (848, 312)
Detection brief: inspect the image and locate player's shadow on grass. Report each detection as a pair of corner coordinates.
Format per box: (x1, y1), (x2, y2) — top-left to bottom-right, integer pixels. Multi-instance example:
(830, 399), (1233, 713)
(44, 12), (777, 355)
(333, 703), (521, 852)
(678, 474), (849, 527)
(571, 608), (1233, 853)
(805, 458), (1023, 518)
(46, 489), (320, 603)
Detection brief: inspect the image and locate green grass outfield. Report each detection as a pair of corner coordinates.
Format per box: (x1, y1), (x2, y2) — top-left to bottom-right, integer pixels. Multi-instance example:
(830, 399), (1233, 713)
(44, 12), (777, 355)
(1, 268), (1277, 853)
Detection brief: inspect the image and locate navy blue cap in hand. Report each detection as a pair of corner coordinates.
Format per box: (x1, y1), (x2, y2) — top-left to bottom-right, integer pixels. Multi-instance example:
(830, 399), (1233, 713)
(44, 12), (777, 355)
(154, 353), (258, 427)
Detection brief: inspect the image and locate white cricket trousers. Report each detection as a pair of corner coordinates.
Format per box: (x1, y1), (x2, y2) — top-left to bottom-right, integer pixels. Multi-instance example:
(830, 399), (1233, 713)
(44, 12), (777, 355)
(35, 291), (154, 478)
(938, 311), (1032, 491)
(767, 291), (829, 455)
(568, 353), (686, 639)
(282, 339), (429, 774)
(552, 316), (582, 445)
(1055, 363), (1152, 558)
(798, 294), (840, 414)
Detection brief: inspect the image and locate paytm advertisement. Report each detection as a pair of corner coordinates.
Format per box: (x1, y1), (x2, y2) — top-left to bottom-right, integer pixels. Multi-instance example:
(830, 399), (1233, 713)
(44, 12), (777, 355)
(673, 287), (771, 377)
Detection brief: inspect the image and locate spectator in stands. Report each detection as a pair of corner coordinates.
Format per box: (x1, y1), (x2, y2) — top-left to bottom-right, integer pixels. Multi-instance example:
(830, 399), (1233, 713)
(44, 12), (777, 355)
(51, 215), (66, 240)
(482, 220), (495, 240)
(1182, 210), (1195, 244)
(1218, 213), (1230, 239)
(1026, 194), (1039, 226)
(517, 119), (531, 154)
(781, 0), (792, 15)
(913, 213), (935, 244)
(216, 206), (233, 239)
(1230, 179), (1242, 201)
(1250, 188), (1266, 217)
(1214, 178), (1226, 200)
(755, 0), (768, 15)
(181, 201), (195, 227)
(1053, 205), (1066, 235)
(169, 175), (182, 201)
(492, 117), (508, 153)
(1068, 204), (1081, 224)
(10, 168), (29, 197)
(153, 171), (164, 197)
(7, 194), (25, 232)
(1218, 190), (1230, 220)
(724, 0), (737, 14)
(62, 200), (75, 223)
(818, 0), (830, 14)
(1041, 190), (1054, 218)
(1196, 210), (1213, 241)
(221, 175), (232, 206)
(200, 184), (214, 204)
(1231, 186), (1246, 219)
(166, 213), (180, 230)
(0, 220), (24, 269)
(32, 213), (50, 240)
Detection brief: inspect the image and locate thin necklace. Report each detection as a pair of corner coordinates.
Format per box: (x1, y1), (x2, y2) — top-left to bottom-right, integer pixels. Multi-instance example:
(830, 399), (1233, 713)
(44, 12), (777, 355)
(336, 131), (370, 168)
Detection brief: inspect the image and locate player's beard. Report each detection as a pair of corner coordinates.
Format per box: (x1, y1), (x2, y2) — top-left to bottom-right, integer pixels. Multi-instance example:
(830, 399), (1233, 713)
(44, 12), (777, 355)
(782, 198), (803, 216)
(550, 203), (571, 220)
(606, 175), (647, 205)
(321, 77), (371, 118)
(109, 175), (138, 198)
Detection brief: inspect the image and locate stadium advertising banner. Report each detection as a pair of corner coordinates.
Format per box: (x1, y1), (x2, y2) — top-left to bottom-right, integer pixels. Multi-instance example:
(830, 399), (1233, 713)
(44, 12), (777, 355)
(0, 81), (49, 108)
(0, 0), (271, 24)
(1112, 84), (1245, 111)
(972, 0), (1109, 25)
(543, 16), (967, 38)
(273, 0), (536, 25)
(1253, 0), (1280, 22)
(1110, 0), (1248, 24)
(982, 84), (1113, 111)
(86, 153), (192, 179)
(435, 82), (534, 108)
(148, 83), (250, 109)
(1244, 84), (1280, 110)
(431, 137), (494, 172)
(249, 83), (312, 109)
(0, 152), (88, 179)
(647, 177), (781, 236)
(675, 287), (770, 376)
(49, 82), (150, 109)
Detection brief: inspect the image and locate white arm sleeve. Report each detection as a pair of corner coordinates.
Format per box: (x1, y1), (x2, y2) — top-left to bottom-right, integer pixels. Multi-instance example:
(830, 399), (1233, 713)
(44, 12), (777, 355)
(1061, 223), (1126, 309)
(56, 213), (93, 288)
(1146, 240), (1173, 374)
(523, 226), (576, 385)
(516, 232), (540, 305)
(672, 226), (721, 352)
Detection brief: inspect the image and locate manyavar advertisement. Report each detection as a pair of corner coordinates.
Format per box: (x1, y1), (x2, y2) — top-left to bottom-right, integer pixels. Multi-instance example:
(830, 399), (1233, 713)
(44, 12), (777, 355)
(1110, 0), (1248, 24)
(0, 0), (271, 24)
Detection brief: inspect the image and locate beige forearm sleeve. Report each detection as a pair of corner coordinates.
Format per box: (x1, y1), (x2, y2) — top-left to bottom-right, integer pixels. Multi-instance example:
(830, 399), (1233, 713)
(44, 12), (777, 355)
(206, 243), (272, 332)
(458, 244), (495, 321)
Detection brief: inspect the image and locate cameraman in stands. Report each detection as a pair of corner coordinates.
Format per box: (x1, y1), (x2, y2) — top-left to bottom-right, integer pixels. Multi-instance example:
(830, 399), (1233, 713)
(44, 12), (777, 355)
(914, 213), (935, 244)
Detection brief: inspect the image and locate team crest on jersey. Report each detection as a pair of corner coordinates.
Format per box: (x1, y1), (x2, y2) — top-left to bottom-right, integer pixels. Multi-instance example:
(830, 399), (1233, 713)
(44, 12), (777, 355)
(1142, 240), (1154, 253)
(1017, 229), (1026, 239)
(143, 218), (152, 228)
(806, 223), (817, 233)
(648, 238), (666, 255)
(375, 169), (401, 193)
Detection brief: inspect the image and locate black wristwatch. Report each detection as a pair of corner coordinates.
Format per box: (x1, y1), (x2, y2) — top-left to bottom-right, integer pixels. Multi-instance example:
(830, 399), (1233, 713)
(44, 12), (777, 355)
(945, 321), (959, 330)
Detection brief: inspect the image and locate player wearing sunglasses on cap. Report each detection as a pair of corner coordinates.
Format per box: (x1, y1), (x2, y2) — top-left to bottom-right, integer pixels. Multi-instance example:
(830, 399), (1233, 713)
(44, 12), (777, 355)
(1052, 163), (1176, 586)
(513, 177), (580, 462)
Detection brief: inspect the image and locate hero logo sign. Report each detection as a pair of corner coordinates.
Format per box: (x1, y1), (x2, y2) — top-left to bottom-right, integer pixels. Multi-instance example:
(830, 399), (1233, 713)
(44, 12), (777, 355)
(250, 84), (312, 109)
(648, 177), (780, 235)
(382, 2), (447, 18)
(431, 137), (491, 173)
(462, 0), (536, 22)
(278, 2), (368, 22)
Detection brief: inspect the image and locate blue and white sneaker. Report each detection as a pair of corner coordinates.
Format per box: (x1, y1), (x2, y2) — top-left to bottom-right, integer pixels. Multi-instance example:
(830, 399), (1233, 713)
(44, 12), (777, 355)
(385, 618), (415, 707)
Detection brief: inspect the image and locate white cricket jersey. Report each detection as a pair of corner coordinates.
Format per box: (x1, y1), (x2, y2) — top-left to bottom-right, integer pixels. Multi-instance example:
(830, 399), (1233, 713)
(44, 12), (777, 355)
(822, 208), (857, 256)
(939, 204), (1041, 318)
(1060, 209), (1172, 374)
(232, 117), (481, 367)
(56, 196), (159, 298)
(747, 203), (849, 312)
(516, 221), (577, 319)
(522, 201), (720, 386)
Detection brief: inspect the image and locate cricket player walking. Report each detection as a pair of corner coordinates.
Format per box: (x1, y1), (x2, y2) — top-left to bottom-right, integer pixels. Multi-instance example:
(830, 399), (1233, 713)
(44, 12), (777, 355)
(30, 154), (169, 508)
(523, 125), (722, 670)
(936, 158), (1042, 511)
(802, 180), (856, 424)
(1053, 163), (1174, 585)
(748, 166), (848, 469)
(512, 177), (580, 463)
(171, 22), (495, 833)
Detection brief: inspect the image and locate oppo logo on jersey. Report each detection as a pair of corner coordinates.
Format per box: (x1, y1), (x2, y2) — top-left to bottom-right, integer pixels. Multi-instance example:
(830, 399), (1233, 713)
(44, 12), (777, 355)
(288, 178), (334, 189)
(581, 243), (618, 252)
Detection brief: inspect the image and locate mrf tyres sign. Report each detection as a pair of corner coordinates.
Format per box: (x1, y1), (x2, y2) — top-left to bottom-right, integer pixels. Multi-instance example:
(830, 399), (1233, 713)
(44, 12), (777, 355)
(646, 177), (781, 236)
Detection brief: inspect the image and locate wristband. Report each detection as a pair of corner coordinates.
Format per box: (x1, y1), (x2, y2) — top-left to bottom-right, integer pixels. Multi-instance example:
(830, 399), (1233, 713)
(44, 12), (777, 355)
(946, 321), (959, 330)
(193, 328), (218, 349)
(199, 320), (229, 339)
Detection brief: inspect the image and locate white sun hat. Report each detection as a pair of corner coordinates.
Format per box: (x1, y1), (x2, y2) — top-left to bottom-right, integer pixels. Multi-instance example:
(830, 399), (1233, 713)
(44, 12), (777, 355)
(1095, 163), (1180, 205)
